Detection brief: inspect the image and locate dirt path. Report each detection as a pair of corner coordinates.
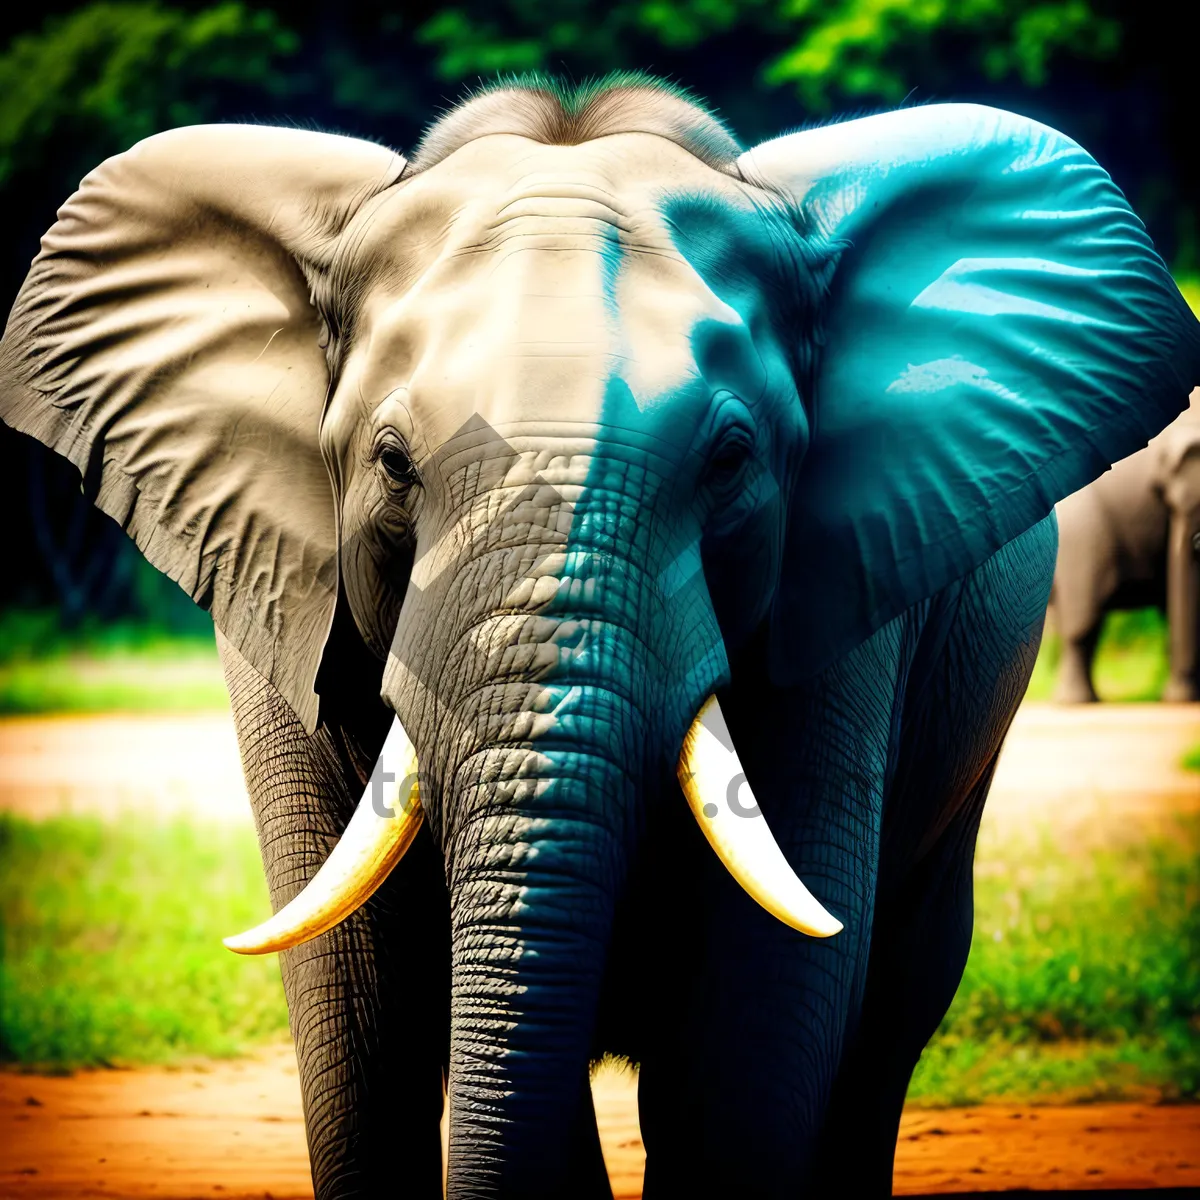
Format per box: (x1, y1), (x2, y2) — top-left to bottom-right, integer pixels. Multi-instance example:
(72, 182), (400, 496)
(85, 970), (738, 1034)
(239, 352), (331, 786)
(892, 1104), (1200, 1194)
(0, 712), (247, 824)
(2, 702), (1198, 1196)
(2, 703), (1197, 833)
(985, 703), (1200, 847)
(4, 1048), (1199, 1198)
(1, 1048), (311, 1200)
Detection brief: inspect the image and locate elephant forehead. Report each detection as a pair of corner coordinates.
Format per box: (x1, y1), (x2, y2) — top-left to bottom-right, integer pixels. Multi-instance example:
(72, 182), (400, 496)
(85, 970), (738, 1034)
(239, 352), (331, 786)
(359, 135), (748, 303)
(346, 136), (757, 447)
(372, 131), (744, 228)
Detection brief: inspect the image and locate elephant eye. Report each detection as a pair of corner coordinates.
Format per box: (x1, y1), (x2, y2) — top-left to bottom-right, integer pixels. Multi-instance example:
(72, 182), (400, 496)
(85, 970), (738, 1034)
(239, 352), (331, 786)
(704, 435), (753, 491)
(376, 442), (418, 489)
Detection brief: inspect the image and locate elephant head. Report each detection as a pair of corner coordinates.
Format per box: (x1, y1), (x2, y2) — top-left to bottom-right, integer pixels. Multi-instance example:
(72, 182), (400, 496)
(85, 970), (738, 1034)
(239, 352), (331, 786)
(3, 75), (1197, 1196)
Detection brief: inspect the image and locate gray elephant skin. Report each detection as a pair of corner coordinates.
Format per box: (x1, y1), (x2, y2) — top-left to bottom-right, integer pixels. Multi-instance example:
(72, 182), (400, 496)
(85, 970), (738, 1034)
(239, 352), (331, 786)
(2, 76), (1198, 1199)
(1051, 388), (1200, 702)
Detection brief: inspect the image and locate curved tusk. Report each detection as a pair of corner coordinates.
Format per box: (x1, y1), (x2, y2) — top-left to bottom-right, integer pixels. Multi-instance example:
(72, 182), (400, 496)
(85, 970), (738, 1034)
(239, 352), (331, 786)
(677, 696), (842, 938)
(224, 715), (423, 955)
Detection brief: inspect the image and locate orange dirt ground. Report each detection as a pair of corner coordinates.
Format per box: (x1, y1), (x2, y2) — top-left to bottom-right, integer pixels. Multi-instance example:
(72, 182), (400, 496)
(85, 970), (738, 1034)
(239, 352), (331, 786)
(3, 1047), (1200, 1198)
(2, 703), (1199, 1196)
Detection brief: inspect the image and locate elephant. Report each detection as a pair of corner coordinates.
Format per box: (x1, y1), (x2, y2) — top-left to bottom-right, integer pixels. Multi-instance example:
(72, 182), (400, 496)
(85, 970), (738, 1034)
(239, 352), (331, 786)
(2, 74), (1198, 1199)
(1051, 387), (1200, 702)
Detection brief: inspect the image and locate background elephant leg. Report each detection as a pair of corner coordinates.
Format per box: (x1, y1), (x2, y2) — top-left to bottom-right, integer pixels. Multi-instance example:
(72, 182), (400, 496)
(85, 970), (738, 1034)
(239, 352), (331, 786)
(219, 635), (450, 1199)
(1050, 493), (1111, 704)
(1164, 502), (1200, 701)
(1053, 624), (1100, 703)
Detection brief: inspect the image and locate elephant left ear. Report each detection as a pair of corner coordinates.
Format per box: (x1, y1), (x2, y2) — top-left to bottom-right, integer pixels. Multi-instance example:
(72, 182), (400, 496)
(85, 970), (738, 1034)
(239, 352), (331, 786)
(739, 103), (1200, 680)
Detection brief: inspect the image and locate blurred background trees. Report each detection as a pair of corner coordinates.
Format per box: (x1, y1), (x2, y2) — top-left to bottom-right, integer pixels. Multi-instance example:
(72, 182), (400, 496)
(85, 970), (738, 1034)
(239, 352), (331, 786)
(0, 0), (1192, 638)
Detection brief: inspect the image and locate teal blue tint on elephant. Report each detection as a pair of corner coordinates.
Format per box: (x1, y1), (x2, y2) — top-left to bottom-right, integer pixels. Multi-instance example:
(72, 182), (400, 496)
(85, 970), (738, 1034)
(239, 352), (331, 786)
(560, 185), (823, 711)
(737, 104), (1200, 681)
(641, 192), (823, 677)
(553, 372), (734, 737)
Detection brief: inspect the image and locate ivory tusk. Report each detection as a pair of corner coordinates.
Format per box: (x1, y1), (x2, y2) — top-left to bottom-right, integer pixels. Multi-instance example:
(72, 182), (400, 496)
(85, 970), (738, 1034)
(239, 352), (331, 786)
(677, 695), (842, 938)
(224, 715), (422, 954)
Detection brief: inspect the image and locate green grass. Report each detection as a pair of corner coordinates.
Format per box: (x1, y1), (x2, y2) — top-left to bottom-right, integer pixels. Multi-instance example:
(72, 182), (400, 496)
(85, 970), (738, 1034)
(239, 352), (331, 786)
(0, 814), (287, 1069)
(0, 594), (1171, 713)
(908, 818), (1200, 1106)
(3, 809), (1197, 1105)
(1026, 607), (1169, 702)
(0, 650), (229, 713)
(0, 610), (227, 714)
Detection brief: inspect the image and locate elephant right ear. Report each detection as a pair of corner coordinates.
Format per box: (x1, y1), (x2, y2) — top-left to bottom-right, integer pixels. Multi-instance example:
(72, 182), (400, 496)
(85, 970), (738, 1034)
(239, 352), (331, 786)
(739, 104), (1200, 682)
(0, 125), (405, 732)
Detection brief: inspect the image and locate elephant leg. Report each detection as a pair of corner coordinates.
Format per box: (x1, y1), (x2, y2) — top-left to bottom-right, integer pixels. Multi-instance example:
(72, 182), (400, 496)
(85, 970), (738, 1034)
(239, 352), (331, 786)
(219, 635), (450, 1199)
(809, 761), (993, 1194)
(1164, 500), (1200, 701)
(814, 515), (1054, 1194)
(1053, 625), (1100, 703)
(636, 619), (908, 1199)
(567, 1073), (615, 1200)
(1051, 494), (1110, 703)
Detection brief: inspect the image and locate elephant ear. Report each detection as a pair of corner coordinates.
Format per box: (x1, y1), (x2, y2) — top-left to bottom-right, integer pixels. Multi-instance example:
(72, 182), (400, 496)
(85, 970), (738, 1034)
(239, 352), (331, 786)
(0, 125), (405, 731)
(739, 103), (1200, 680)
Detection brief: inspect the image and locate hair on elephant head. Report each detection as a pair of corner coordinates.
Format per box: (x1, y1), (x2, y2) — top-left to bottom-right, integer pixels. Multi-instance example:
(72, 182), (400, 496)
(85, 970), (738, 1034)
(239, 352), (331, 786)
(3, 72), (1198, 1199)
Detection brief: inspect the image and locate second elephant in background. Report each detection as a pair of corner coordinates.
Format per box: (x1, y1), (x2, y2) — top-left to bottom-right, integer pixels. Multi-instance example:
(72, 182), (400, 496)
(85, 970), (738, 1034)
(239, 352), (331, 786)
(1051, 389), (1200, 702)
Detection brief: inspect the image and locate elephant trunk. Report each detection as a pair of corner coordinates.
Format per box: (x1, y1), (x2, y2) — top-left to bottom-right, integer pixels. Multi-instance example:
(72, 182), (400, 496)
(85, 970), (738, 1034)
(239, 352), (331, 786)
(386, 464), (659, 1193)
(443, 703), (638, 1196)
(392, 525), (652, 1193)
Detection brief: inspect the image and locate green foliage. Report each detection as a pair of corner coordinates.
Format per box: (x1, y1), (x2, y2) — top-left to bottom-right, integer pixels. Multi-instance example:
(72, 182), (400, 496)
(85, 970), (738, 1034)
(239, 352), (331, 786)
(409, 0), (1123, 113)
(0, 608), (213, 662)
(0, 814), (286, 1068)
(0, 2), (297, 187)
(1176, 274), (1200, 320)
(0, 609), (226, 714)
(1026, 607), (1169, 703)
(636, 0), (774, 49)
(0, 651), (228, 713)
(417, 8), (556, 79)
(411, 1), (747, 80)
(909, 818), (1200, 1103)
(909, 1032), (1199, 1105)
(764, 0), (1120, 109)
(0, 2), (1179, 240)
